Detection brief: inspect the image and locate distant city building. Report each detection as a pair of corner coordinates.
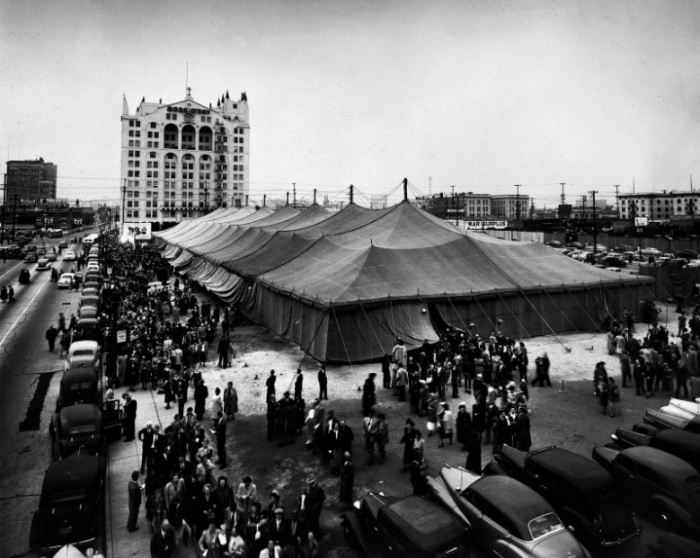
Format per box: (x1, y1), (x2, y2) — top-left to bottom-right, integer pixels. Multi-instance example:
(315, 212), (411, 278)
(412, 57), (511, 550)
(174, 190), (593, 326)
(120, 87), (249, 223)
(418, 192), (492, 218)
(490, 194), (530, 220)
(618, 191), (700, 221)
(4, 158), (57, 204)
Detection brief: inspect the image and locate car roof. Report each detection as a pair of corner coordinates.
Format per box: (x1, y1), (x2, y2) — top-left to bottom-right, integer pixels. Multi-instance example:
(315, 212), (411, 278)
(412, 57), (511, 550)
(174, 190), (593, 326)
(469, 475), (553, 530)
(655, 430), (700, 454)
(623, 446), (698, 476)
(60, 403), (102, 424)
(41, 454), (104, 504)
(528, 447), (613, 494)
(70, 341), (99, 353)
(63, 367), (98, 382)
(379, 495), (465, 554)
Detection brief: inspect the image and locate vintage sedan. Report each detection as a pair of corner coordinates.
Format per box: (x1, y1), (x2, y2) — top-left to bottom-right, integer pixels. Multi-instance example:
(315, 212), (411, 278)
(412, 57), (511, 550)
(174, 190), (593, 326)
(592, 446), (700, 538)
(639, 409), (700, 435)
(485, 445), (639, 550)
(62, 250), (77, 261)
(49, 402), (121, 459)
(37, 257), (51, 270)
(428, 465), (590, 558)
(56, 368), (102, 411)
(79, 306), (99, 320)
(66, 341), (101, 372)
(611, 428), (700, 472)
(341, 492), (470, 558)
(57, 273), (75, 289)
(29, 453), (106, 552)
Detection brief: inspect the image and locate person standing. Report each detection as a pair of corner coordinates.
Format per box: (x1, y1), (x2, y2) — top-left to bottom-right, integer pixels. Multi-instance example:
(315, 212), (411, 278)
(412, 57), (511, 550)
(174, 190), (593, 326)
(223, 381), (238, 420)
(305, 476), (325, 536)
(375, 413), (389, 464)
(127, 470), (142, 532)
(150, 519), (175, 558)
(361, 373), (377, 415)
(395, 364), (409, 402)
(214, 411), (227, 468)
(123, 393), (137, 441)
(212, 387), (224, 420)
(294, 368), (304, 400)
(217, 335), (230, 368)
(339, 452), (354, 505)
(266, 369), (277, 399)
(399, 419), (418, 472)
(514, 406), (532, 451)
(194, 379), (209, 421)
(45, 324), (58, 352)
(317, 365), (328, 400)
(437, 402), (453, 447)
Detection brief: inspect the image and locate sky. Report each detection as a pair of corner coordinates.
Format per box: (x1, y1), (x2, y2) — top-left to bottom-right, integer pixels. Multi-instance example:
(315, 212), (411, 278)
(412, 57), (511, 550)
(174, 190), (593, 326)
(1, 0), (699, 209)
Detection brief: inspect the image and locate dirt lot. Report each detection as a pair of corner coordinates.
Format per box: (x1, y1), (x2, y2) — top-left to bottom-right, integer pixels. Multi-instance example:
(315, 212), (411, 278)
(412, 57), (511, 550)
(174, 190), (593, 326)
(192, 299), (688, 557)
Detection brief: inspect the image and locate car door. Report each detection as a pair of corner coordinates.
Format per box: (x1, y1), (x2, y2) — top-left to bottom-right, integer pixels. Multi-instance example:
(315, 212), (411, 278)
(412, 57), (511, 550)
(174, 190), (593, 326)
(466, 491), (506, 552)
(613, 454), (645, 510)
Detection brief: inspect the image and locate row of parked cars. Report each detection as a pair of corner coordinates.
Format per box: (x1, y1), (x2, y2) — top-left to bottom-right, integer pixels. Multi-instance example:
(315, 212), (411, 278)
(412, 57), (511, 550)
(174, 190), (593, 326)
(342, 397), (700, 557)
(28, 242), (119, 556)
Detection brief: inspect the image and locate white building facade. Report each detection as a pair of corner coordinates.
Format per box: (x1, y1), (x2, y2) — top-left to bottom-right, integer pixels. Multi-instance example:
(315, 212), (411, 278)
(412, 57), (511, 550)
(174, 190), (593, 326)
(618, 191), (700, 221)
(120, 88), (249, 223)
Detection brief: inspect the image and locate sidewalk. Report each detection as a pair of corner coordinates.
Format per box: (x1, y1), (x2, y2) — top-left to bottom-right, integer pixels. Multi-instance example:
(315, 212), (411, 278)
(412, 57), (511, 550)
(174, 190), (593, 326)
(105, 385), (166, 558)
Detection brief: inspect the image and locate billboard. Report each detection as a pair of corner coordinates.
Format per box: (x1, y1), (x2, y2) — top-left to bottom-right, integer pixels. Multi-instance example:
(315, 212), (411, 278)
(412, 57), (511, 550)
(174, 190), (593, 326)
(463, 220), (508, 230)
(124, 222), (152, 240)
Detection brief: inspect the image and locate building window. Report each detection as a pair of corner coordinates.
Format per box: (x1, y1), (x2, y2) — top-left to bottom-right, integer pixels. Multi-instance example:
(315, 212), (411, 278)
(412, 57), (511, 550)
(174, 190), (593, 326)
(150, 122), (157, 128)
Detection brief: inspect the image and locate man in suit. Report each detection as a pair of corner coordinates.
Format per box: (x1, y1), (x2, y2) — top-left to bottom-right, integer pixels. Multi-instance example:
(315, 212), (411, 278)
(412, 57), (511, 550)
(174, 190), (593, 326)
(127, 470), (142, 532)
(150, 519), (175, 558)
(214, 411), (227, 468)
(123, 393), (137, 441)
(317, 366), (328, 400)
(268, 507), (291, 548)
(138, 422), (155, 473)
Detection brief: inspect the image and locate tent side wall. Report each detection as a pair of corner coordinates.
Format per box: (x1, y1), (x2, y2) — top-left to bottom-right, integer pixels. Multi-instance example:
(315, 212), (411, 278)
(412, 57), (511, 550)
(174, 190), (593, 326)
(244, 284), (330, 361)
(432, 282), (654, 339)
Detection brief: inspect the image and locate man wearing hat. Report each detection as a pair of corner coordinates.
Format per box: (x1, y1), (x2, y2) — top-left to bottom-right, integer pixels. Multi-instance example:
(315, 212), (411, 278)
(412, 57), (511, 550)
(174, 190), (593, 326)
(305, 476), (325, 536)
(267, 506), (290, 547)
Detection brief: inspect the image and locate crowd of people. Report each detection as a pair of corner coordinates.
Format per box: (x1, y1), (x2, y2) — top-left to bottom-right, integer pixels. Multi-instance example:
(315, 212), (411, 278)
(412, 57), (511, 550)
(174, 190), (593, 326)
(76, 237), (324, 558)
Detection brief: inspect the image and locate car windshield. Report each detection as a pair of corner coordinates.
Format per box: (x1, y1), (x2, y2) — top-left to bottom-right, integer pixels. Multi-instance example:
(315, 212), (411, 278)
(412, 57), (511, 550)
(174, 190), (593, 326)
(72, 350), (95, 357)
(68, 424), (97, 436)
(69, 382), (93, 391)
(51, 489), (88, 506)
(528, 513), (564, 539)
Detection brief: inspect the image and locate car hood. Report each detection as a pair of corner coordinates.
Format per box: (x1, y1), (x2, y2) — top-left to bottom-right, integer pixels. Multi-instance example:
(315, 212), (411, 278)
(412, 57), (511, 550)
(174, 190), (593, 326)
(531, 529), (590, 558)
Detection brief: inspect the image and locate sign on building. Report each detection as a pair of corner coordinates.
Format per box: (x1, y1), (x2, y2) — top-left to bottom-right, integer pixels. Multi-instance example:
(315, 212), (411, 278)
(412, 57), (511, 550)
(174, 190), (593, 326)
(634, 217), (648, 227)
(464, 220), (508, 230)
(125, 222), (152, 240)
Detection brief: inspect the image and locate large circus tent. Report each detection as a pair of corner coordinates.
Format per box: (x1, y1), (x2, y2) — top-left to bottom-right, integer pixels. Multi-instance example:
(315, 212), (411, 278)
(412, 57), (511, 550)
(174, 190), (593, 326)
(152, 201), (655, 363)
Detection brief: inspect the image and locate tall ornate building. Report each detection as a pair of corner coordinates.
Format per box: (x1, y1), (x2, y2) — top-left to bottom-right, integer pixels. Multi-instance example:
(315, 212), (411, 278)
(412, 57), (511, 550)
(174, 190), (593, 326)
(120, 87), (249, 223)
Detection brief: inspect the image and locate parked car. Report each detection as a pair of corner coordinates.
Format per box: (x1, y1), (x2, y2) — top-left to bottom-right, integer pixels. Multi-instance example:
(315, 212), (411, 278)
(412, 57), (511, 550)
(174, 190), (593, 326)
(63, 250), (77, 261)
(86, 262), (100, 272)
(602, 255), (627, 268)
(647, 531), (700, 558)
(81, 287), (100, 297)
(591, 446), (700, 538)
(79, 295), (100, 310)
(56, 367), (102, 411)
(57, 273), (75, 289)
(66, 341), (101, 372)
(610, 428), (700, 472)
(485, 445), (639, 550)
(428, 465), (590, 558)
(29, 453), (106, 552)
(674, 249), (698, 260)
(341, 492), (470, 558)
(640, 409), (700, 435)
(49, 402), (122, 459)
(79, 306), (99, 319)
(74, 318), (101, 342)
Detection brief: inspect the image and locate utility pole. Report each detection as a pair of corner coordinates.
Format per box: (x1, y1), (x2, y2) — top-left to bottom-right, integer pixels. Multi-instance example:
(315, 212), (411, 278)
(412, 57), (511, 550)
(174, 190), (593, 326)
(292, 182), (297, 208)
(203, 188), (209, 213)
(0, 183), (5, 244)
(349, 184), (354, 205)
(515, 185), (521, 221)
(313, 189), (317, 205)
(590, 190), (598, 254)
(614, 184), (620, 218)
(11, 194), (18, 242)
(121, 179), (126, 236)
